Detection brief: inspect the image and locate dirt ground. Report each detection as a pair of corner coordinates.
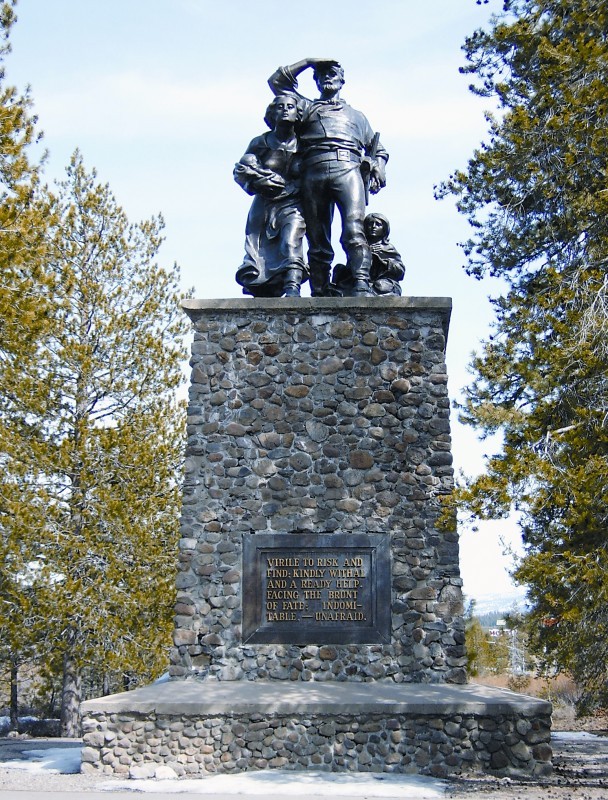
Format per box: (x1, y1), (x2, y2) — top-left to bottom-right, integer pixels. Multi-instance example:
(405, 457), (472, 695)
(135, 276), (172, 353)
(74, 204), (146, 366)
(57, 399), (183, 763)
(446, 729), (608, 799)
(444, 701), (608, 799)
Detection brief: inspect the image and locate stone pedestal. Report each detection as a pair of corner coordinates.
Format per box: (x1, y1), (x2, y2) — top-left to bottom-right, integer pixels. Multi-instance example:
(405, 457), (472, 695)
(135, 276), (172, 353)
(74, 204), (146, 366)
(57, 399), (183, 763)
(80, 297), (552, 779)
(173, 296), (464, 683)
(81, 681), (552, 778)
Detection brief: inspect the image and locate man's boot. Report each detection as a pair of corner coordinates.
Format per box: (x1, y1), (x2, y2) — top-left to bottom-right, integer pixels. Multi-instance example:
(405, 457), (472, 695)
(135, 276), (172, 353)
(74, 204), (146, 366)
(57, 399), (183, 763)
(352, 279), (371, 296)
(351, 271), (373, 296)
(309, 263), (330, 297)
(348, 245), (373, 296)
(283, 268), (303, 297)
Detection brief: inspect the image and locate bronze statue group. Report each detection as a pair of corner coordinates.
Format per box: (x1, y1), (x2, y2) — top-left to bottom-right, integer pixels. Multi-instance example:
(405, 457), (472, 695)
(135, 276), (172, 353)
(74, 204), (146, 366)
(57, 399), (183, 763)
(234, 58), (404, 298)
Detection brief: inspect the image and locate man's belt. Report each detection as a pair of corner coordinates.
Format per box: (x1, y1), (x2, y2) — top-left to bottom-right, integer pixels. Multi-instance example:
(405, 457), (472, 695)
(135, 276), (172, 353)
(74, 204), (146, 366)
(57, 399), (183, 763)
(303, 148), (361, 167)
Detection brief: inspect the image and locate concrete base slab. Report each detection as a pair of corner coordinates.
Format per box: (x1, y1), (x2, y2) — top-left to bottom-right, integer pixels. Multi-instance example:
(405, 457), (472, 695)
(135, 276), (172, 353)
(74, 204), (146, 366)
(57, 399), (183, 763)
(81, 680), (552, 779)
(82, 679), (550, 717)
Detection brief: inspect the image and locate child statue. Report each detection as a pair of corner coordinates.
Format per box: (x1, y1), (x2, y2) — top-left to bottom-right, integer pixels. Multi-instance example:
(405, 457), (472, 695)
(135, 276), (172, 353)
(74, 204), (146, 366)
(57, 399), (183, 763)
(330, 213), (405, 297)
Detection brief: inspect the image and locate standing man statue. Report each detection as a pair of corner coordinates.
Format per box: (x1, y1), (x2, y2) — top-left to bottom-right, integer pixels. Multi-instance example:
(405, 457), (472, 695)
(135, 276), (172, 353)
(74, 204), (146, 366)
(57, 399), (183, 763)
(268, 58), (388, 297)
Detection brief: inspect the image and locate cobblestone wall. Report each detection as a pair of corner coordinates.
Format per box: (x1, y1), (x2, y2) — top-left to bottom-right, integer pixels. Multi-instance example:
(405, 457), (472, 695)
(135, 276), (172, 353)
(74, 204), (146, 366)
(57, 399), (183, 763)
(171, 297), (465, 683)
(81, 707), (553, 779)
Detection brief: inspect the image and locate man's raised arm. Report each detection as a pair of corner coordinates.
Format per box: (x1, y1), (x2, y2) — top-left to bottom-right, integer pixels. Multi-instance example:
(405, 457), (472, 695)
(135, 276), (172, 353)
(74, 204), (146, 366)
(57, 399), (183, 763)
(268, 58), (340, 96)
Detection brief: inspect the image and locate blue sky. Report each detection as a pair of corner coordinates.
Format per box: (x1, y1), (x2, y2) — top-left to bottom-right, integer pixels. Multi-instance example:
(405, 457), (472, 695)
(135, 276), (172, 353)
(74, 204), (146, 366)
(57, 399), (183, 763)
(6, 0), (525, 607)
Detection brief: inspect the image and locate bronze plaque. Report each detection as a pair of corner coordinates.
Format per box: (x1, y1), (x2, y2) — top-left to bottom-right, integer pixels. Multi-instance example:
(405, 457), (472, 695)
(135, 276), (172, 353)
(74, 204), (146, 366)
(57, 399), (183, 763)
(242, 533), (390, 644)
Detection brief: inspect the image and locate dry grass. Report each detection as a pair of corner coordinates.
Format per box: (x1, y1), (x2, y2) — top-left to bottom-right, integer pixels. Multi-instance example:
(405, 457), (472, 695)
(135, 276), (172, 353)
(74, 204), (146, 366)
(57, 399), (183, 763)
(471, 672), (576, 698)
(471, 673), (608, 731)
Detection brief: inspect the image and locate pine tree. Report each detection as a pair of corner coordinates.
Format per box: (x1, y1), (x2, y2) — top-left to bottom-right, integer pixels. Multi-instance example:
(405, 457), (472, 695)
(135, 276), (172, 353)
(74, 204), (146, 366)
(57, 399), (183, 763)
(0, 0), (52, 366)
(0, 0), (55, 729)
(437, 0), (608, 709)
(23, 152), (190, 735)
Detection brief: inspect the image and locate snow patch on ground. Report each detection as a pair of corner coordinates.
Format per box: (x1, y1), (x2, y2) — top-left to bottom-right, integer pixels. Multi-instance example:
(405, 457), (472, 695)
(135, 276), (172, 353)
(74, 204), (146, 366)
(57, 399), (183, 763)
(103, 770), (447, 797)
(551, 731), (604, 741)
(1, 746), (81, 774)
(0, 716), (39, 727)
(0, 715), (41, 735)
(1, 744), (447, 796)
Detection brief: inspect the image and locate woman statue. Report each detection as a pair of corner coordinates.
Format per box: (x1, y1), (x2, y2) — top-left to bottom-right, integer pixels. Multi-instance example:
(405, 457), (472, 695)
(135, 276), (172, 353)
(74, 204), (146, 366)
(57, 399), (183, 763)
(234, 94), (307, 297)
